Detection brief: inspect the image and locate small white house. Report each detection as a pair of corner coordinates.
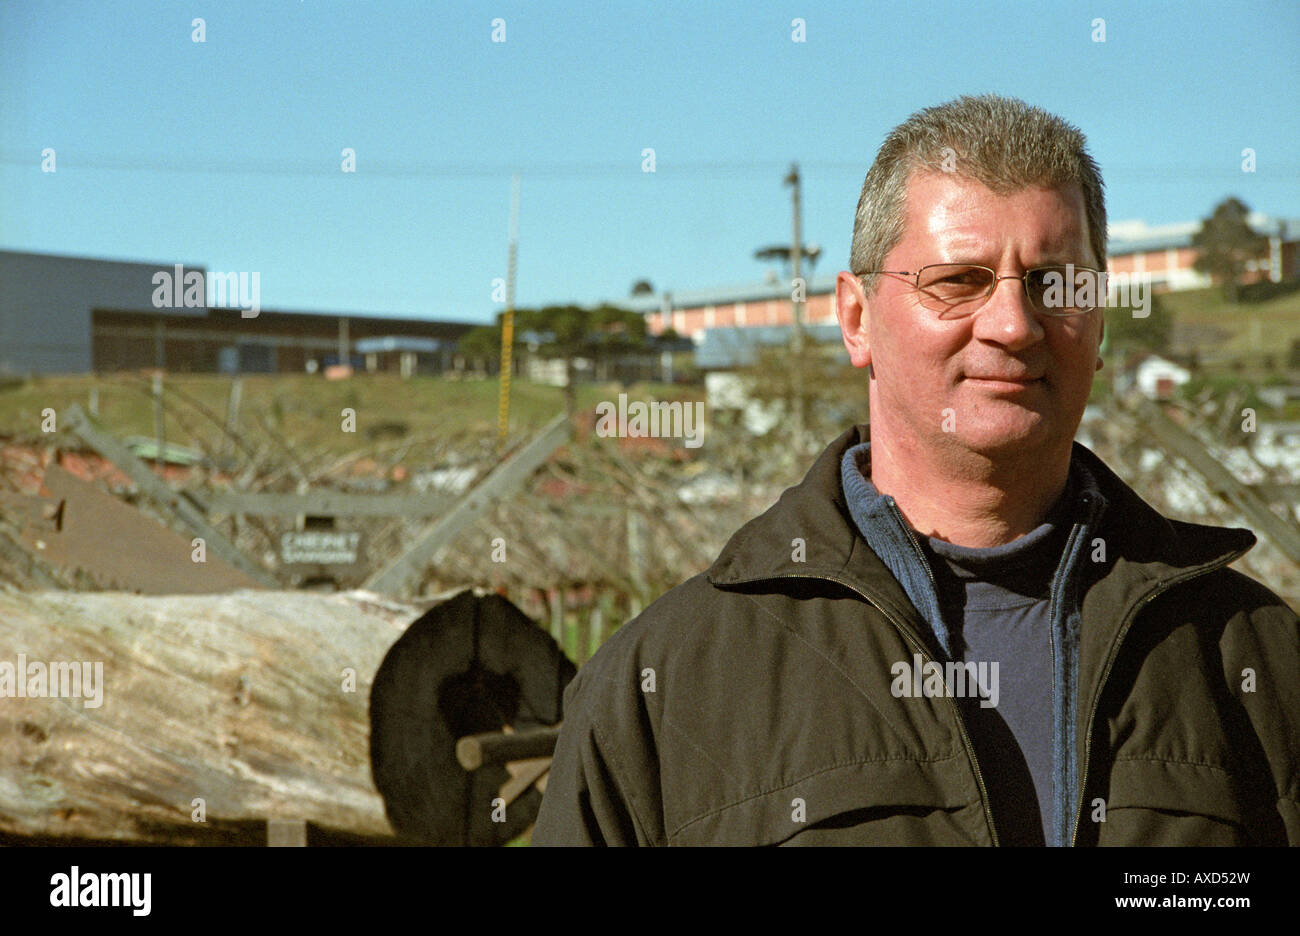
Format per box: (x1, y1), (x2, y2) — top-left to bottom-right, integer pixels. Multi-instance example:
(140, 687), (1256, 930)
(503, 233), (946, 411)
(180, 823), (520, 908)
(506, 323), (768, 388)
(704, 371), (784, 435)
(1133, 355), (1191, 400)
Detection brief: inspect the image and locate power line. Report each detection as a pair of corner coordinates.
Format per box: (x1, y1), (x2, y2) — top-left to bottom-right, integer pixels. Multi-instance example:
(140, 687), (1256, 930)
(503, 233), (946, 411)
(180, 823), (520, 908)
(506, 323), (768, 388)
(0, 153), (791, 179)
(4, 152), (1295, 181)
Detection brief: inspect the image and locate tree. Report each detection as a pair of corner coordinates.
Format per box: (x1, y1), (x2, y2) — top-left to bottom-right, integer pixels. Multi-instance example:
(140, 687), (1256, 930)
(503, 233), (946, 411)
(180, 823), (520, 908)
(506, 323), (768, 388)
(1192, 197), (1267, 301)
(457, 321), (505, 375)
(458, 323), (503, 361)
(518, 304), (647, 411)
(460, 304), (650, 410)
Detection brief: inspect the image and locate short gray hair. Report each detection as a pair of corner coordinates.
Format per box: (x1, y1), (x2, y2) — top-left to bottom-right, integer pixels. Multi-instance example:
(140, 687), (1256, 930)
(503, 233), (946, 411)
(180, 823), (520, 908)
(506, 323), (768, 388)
(849, 95), (1107, 295)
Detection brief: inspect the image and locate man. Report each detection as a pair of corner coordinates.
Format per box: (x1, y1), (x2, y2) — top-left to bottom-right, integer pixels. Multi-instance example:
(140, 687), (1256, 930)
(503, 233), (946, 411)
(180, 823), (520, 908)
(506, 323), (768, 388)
(532, 95), (1299, 846)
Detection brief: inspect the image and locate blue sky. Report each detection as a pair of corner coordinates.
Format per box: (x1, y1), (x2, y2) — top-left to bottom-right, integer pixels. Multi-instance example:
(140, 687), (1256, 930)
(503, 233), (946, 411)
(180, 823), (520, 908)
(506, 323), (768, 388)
(3, 0), (1297, 324)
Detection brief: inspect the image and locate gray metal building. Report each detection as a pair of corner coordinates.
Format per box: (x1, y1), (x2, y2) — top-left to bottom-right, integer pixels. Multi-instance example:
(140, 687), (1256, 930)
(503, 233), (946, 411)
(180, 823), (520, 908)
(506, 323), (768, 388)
(0, 250), (473, 376)
(0, 250), (205, 375)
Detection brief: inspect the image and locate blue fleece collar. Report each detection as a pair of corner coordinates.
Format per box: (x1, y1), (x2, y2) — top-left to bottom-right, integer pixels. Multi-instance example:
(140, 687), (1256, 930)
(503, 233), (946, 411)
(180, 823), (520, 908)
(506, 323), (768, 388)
(839, 440), (1107, 657)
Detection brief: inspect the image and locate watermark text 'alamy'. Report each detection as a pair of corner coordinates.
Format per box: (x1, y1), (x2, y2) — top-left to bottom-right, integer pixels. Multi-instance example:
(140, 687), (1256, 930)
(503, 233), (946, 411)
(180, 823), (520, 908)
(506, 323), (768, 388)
(151, 264), (260, 318)
(595, 393), (705, 448)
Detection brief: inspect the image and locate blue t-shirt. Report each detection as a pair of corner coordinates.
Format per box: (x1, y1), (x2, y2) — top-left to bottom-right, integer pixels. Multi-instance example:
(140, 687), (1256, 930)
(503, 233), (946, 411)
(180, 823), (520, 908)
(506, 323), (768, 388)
(844, 455), (1075, 846)
(920, 499), (1072, 847)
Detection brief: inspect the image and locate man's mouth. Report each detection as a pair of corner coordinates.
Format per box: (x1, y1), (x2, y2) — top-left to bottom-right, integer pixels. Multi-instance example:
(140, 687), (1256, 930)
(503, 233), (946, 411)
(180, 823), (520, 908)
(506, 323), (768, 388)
(964, 373), (1045, 390)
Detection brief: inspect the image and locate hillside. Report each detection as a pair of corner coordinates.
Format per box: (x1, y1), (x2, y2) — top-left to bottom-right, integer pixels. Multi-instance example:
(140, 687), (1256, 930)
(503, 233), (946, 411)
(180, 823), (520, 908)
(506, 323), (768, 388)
(1159, 282), (1300, 367)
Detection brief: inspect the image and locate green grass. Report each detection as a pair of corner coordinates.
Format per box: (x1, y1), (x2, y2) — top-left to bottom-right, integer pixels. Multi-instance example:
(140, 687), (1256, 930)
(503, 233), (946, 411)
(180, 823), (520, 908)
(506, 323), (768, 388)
(0, 373), (705, 459)
(1159, 283), (1300, 363)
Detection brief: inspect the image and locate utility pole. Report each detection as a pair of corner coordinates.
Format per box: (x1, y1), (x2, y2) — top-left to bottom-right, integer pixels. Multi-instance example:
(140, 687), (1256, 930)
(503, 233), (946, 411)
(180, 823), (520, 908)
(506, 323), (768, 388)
(152, 370), (166, 471)
(152, 320), (166, 469)
(785, 163), (806, 452)
(786, 163), (805, 348)
(497, 173), (520, 452)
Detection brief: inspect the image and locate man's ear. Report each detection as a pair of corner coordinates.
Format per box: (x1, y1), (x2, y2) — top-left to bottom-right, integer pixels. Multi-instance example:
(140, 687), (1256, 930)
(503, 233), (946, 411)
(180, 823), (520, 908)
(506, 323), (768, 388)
(835, 270), (872, 371)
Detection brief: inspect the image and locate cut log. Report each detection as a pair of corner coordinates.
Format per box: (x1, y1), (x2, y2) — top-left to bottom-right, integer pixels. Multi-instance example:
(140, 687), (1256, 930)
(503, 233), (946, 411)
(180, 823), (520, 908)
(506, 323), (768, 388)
(368, 590), (576, 846)
(0, 588), (450, 844)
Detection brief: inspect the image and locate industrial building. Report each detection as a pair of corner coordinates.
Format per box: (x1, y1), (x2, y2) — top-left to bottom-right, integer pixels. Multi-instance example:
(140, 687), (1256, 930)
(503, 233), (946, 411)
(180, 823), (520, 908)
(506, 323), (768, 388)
(0, 250), (474, 376)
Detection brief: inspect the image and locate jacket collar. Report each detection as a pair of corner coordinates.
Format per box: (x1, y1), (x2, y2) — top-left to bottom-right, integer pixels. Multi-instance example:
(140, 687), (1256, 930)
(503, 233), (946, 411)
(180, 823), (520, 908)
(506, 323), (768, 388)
(706, 423), (1257, 613)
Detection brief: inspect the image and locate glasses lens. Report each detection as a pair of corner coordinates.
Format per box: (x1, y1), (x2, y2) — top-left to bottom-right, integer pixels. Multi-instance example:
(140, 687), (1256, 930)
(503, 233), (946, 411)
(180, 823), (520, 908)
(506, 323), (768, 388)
(916, 264), (994, 317)
(1028, 266), (1102, 316)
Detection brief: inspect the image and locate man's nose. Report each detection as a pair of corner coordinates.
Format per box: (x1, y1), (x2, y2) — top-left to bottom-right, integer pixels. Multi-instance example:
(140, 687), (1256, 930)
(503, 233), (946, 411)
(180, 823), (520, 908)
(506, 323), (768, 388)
(971, 275), (1045, 349)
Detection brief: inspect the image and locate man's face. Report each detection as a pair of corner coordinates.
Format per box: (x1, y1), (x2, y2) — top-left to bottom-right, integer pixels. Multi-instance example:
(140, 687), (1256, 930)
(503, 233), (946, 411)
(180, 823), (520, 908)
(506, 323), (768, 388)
(843, 171), (1103, 459)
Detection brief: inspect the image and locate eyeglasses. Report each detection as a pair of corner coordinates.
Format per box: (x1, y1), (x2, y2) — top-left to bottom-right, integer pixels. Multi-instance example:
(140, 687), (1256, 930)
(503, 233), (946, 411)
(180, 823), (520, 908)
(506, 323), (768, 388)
(856, 263), (1105, 318)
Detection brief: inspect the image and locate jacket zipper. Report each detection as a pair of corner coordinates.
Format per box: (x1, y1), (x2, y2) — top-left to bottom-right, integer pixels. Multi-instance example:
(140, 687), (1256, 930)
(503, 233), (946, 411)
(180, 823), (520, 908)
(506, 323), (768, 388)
(897, 514), (943, 614)
(1068, 548), (1251, 846)
(891, 517), (1004, 844)
(767, 571), (1001, 847)
(1047, 518), (1088, 847)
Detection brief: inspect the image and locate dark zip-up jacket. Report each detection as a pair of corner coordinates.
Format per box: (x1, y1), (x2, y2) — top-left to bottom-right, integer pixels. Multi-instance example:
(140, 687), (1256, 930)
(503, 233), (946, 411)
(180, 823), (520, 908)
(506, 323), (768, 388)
(839, 437), (1103, 845)
(532, 425), (1300, 846)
